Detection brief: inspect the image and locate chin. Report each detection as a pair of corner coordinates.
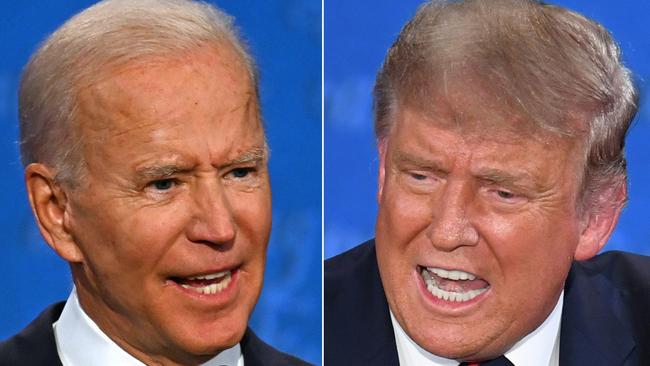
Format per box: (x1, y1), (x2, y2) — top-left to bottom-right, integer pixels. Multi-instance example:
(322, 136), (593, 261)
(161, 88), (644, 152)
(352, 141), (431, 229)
(167, 311), (250, 361)
(419, 325), (514, 362)
(415, 329), (469, 356)
(415, 338), (487, 361)
(187, 331), (242, 355)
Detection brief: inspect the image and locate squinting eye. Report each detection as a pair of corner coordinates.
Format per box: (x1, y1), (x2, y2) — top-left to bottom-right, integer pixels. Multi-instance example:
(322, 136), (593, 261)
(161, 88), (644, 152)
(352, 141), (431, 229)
(410, 173), (427, 180)
(152, 179), (174, 190)
(497, 190), (515, 199)
(231, 167), (253, 178)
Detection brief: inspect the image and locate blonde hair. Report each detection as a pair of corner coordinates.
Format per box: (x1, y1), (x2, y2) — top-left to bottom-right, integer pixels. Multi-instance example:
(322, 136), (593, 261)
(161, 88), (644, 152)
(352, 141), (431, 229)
(373, 0), (638, 209)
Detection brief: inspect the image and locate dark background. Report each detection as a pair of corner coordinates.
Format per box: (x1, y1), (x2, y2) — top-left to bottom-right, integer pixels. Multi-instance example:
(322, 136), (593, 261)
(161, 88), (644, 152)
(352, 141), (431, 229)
(325, 0), (650, 260)
(0, 1), (321, 364)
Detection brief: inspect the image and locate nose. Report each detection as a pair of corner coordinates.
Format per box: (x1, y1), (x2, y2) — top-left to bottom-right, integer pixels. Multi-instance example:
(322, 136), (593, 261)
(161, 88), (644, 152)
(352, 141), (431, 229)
(186, 180), (237, 247)
(427, 180), (479, 251)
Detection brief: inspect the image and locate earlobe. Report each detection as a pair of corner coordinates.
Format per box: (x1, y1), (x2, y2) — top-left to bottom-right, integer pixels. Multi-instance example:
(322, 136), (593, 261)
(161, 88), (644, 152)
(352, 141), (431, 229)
(25, 164), (83, 263)
(574, 183), (626, 261)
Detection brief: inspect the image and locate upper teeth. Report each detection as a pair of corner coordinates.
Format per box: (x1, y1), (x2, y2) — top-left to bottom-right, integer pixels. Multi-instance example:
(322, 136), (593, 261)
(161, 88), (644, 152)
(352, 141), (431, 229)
(421, 268), (487, 302)
(181, 270), (232, 295)
(187, 270), (231, 281)
(427, 267), (476, 281)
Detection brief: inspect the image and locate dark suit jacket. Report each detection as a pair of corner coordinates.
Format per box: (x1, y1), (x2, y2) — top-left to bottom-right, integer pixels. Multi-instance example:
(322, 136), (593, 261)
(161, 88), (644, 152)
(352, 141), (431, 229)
(325, 240), (650, 365)
(0, 302), (312, 366)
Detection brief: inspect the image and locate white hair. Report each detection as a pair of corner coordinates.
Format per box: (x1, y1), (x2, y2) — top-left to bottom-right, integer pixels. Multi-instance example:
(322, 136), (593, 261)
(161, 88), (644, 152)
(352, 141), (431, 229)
(19, 0), (258, 186)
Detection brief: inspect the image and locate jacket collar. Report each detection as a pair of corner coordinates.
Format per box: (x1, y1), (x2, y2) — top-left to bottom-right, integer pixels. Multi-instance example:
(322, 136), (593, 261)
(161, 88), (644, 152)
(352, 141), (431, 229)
(560, 261), (636, 365)
(352, 241), (638, 365)
(4, 301), (290, 366)
(359, 241), (401, 364)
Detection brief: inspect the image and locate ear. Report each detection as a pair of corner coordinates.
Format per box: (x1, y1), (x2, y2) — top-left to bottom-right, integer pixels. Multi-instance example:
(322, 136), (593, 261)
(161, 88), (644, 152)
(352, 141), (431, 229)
(377, 140), (388, 203)
(574, 182), (626, 261)
(25, 163), (84, 263)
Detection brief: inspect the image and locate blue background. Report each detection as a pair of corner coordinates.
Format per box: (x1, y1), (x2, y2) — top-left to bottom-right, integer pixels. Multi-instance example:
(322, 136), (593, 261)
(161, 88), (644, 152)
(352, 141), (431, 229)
(325, 0), (650, 259)
(0, 1), (321, 364)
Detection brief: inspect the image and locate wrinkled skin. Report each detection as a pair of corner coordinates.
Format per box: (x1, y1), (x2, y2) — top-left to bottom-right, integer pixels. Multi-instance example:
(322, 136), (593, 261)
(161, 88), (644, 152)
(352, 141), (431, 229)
(375, 92), (619, 361)
(28, 43), (271, 365)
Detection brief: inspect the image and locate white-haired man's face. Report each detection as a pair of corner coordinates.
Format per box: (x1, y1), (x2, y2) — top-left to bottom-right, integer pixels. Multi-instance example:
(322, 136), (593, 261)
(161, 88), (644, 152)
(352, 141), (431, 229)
(374, 85), (620, 361)
(30, 43), (271, 365)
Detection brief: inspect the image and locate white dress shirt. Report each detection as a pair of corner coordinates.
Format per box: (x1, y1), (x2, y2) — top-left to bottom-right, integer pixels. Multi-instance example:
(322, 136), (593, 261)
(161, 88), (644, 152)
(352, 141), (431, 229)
(53, 288), (244, 366)
(391, 291), (563, 366)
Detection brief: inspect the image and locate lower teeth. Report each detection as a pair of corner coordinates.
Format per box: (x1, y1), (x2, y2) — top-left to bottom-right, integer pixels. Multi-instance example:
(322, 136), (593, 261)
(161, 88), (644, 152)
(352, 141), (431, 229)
(181, 273), (232, 295)
(421, 269), (487, 302)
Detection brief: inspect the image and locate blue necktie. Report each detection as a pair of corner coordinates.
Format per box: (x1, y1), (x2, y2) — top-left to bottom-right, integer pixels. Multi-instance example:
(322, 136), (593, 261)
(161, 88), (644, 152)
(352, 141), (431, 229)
(459, 355), (514, 366)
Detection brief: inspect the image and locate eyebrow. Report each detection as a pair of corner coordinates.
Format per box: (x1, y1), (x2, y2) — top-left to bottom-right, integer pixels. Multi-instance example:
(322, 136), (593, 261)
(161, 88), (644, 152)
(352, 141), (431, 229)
(474, 168), (541, 191)
(223, 146), (268, 167)
(392, 149), (447, 172)
(393, 149), (543, 191)
(134, 164), (195, 182)
(133, 146), (268, 182)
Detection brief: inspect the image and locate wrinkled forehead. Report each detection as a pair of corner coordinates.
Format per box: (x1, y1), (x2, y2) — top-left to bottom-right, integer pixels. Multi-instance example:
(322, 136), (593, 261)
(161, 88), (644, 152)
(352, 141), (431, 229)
(73, 42), (259, 139)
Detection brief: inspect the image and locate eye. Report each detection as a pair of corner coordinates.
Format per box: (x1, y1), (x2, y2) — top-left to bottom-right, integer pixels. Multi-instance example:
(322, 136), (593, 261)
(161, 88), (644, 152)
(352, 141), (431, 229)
(409, 172), (427, 181)
(151, 179), (175, 191)
(229, 167), (257, 179)
(405, 170), (439, 185)
(232, 168), (250, 178)
(489, 188), (526, 205)
(496, 190), (515, 199)
(400, 170), (442, 194)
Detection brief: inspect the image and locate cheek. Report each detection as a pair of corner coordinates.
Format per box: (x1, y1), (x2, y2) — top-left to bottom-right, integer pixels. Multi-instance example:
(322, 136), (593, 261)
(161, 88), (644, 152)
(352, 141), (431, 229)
(378, 178), (433, 248)
(481, 209), (579, 263)
(376, 184), (431, 296)
(123, 212), (186, 257)
(479, 210), (578, 298)
(229, 188), (272, 254)
(77, 201), (192, 278)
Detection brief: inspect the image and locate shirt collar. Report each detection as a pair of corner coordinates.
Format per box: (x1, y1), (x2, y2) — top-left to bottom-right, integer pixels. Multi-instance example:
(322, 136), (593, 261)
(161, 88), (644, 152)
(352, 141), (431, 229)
(391, 291), (563, 366)
(53, 288), (244, 366)
(505, 291), (563, 366)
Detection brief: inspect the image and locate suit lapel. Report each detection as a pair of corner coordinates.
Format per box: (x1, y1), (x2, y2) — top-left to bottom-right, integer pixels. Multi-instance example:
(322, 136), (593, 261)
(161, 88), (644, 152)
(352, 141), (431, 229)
(356, 242), (400, 365)
(0, 302), (64, 366)
(241, 328), (270, 366)
(324, 240), (400, 365)
(560, 261), (636, 365)
(240, 327), (310, 366)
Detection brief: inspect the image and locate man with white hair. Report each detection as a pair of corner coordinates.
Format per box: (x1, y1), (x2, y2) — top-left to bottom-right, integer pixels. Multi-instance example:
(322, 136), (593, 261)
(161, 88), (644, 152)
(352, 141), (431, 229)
(0, 1), (311, 365)
(325, 0), (650, 365)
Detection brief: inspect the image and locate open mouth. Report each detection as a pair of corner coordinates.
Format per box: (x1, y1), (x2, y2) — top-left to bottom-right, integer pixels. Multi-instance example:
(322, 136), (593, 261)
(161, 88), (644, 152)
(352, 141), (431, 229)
(170, 269), (234, 295)
(419, 266), (490, 302)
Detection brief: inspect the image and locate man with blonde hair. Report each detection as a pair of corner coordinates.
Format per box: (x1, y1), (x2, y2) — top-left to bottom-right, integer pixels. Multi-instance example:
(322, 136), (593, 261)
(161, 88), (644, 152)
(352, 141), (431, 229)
(0, 0), (310, 365)
(326, 0), (650, 365)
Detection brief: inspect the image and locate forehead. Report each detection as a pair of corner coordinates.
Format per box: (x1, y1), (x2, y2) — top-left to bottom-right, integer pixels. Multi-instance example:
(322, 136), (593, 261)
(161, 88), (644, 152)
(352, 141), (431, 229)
(75, 42), (258, 140)
(388, 104), (586, 184)
(71, 42), (264, 174)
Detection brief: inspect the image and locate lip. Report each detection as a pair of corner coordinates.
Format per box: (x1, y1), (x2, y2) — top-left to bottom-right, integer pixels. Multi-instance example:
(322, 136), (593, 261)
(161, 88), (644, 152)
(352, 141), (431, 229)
(170, 262), (241, 279)
(166, 266), (241, 306)
(415, 266), (491, 313)
(417, 261), (479, 274)
(418, 264), (480, 279)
